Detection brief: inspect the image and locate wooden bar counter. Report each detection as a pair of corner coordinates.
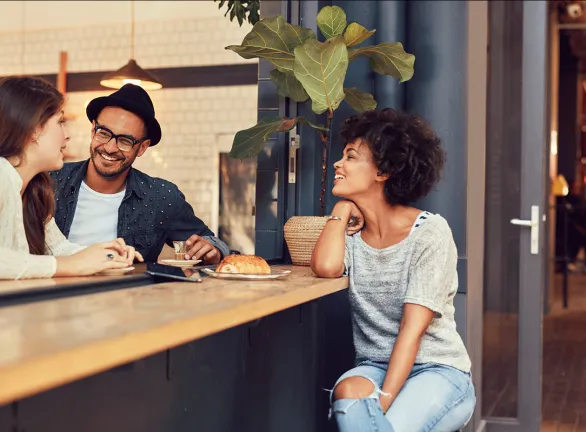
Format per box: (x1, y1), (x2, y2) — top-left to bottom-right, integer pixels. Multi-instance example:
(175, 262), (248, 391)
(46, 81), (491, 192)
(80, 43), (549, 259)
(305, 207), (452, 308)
(0, 266), (353, 432)
(0, 264), (152, 307)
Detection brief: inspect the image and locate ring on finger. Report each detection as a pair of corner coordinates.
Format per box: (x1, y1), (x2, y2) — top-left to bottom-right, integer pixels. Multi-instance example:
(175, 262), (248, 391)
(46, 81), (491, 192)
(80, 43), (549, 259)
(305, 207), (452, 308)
(107, 253), (114, 260)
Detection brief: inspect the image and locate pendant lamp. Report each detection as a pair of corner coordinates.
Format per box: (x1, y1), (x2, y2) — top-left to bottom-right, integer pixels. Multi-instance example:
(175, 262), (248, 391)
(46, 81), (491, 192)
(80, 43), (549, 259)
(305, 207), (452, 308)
(100, 0), (162, 90)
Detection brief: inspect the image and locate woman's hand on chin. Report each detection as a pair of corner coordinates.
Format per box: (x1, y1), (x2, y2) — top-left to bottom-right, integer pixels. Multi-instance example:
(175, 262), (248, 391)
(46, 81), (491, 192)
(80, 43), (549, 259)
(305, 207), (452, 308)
(333, 200), (364, 235)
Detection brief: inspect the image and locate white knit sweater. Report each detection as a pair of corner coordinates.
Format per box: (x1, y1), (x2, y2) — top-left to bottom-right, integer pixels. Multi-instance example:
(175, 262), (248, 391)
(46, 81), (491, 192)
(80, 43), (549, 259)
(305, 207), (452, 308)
(0, 157), (84, 280)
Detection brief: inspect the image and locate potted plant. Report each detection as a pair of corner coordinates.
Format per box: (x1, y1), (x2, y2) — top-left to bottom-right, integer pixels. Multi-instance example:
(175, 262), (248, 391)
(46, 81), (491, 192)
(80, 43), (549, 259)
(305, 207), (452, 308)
(225, 5), (415, 265)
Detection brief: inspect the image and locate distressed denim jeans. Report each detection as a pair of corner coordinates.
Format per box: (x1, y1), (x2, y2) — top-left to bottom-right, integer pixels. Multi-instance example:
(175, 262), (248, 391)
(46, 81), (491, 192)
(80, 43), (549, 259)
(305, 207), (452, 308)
(330, 361), (476, 432)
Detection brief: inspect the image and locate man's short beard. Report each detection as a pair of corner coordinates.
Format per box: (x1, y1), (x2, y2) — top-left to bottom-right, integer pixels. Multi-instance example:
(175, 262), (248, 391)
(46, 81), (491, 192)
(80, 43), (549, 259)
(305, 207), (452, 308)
(90, 148), (131, 178)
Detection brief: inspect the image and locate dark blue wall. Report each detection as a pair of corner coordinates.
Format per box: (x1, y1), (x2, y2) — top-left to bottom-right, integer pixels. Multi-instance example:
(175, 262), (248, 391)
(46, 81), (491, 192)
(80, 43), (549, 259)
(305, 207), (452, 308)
(254, 1), (289, 261)
(406, 1), (468, 260)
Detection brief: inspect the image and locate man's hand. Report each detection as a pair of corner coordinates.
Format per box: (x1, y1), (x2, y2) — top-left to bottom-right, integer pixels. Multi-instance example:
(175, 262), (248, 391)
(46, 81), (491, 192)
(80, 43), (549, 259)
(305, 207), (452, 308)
(185, 235), (221, 264)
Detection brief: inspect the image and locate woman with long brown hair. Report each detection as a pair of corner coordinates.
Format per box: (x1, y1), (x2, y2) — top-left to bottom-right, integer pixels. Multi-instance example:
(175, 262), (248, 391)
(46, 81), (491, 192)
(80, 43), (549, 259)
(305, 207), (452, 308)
(0, 75), (143, 280)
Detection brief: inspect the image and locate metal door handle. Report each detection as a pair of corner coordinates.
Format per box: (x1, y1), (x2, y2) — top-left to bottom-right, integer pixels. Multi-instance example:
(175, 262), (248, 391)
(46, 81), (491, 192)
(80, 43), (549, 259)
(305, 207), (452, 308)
(510, 219), (534, 227)
(510, 205), (539, 255)
(288, 134), (300, 184)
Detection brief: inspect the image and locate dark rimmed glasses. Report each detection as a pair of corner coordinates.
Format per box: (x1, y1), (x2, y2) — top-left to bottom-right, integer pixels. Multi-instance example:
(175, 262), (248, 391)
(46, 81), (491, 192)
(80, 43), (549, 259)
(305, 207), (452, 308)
(92, 123), (149, 152)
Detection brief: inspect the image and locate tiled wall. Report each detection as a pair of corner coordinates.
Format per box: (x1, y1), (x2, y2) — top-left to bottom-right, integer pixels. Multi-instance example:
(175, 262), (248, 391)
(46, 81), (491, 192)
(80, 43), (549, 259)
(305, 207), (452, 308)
(0, 14), (259, 249)
(0, 15), (255, 74)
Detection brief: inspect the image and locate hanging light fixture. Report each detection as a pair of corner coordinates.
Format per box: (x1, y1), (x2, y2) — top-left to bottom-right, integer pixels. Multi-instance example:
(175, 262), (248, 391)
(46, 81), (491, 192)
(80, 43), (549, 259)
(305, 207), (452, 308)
(553, 174), (569, 197)
(100, 0), (162, 90)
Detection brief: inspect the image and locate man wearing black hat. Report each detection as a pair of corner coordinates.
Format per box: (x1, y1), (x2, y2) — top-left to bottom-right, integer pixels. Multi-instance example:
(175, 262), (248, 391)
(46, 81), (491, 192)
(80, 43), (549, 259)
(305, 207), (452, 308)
(50, 84), (229, 263)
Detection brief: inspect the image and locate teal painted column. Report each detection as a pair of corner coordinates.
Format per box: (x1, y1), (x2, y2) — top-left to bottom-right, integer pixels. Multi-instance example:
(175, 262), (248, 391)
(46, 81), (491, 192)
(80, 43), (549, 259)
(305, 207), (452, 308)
(404, 6), (489, 432)
(405, 4), (470, 351)
(375, 0), (407, 109)
(404, 1), (473, 372)
(406, 0), (468, 256)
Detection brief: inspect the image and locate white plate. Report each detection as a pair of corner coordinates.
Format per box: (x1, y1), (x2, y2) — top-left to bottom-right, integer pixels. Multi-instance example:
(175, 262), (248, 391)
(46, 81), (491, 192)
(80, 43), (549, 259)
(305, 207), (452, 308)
(97, 266), (135, 276)
(201, 268), (291, 280)
(159, 259), (202, 268)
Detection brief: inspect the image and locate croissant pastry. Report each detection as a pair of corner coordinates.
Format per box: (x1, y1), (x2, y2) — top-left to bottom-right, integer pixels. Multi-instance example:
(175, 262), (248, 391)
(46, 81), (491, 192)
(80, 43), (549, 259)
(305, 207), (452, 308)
(216, 255), (271, 275)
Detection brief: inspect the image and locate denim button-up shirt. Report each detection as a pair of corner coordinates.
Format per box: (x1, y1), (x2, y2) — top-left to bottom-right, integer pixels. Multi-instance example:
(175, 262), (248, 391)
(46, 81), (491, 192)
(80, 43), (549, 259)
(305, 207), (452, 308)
(50, 160), (230, 262)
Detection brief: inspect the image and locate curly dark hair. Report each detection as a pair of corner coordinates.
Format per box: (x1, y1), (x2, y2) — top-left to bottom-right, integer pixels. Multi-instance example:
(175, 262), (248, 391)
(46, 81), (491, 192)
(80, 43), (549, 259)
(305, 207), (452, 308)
(339, 108), (446, 206)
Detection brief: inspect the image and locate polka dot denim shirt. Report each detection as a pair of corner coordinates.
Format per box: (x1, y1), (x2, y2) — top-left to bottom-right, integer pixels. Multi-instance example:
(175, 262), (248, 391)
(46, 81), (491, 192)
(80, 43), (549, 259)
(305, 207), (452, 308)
(50, 160), (230, 262)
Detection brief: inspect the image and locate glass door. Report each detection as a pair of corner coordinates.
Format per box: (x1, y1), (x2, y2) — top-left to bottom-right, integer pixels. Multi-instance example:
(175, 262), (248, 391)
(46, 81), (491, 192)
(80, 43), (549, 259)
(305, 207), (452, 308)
(482, 1), (548, 431)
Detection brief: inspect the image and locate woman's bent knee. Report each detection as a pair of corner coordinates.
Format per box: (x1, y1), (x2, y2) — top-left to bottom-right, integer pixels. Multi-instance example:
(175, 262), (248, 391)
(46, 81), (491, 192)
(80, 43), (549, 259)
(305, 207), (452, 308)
(333, 377), (375, 400)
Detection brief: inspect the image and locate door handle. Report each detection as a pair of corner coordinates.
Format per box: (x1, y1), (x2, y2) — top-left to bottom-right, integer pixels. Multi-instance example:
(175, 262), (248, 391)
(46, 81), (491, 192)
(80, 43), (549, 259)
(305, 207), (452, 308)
(510, 219), (534, 227)
(288, 133), (300, 184)
(510, 205), (539, 255)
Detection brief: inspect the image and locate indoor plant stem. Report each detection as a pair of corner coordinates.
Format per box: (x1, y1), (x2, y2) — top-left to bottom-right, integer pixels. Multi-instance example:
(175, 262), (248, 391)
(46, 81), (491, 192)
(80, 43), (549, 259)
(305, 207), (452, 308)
(319, 109), (334, 216)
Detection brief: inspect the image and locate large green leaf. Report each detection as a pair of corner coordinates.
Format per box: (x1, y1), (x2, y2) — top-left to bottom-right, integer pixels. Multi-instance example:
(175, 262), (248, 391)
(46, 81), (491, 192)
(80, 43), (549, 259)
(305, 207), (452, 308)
(349, 42), (415, 82)
(343, 88), (377, 113)
(316, 6), (347, 40)
(269, 69), (309, 102)
(293, 36), (349, 115)
(343, 23), (376, 47)
(225, 15), (316, 73)
(229, 117), (328, 160)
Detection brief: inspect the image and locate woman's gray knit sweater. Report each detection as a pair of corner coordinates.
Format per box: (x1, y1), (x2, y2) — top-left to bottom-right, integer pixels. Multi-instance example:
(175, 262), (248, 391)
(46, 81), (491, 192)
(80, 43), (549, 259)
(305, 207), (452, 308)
(344, 213), (471, 372)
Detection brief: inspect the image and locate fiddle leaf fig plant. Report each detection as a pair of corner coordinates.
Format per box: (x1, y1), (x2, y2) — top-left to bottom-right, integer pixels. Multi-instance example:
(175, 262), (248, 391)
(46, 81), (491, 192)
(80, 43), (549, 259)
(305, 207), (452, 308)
(293, 36), (349, 114)
(269, 69), (309, 103)
(229, 117), (327, 160)
(343, 87), (378, 113)
(226, 15), (316, 73)
(226, 5), (415, 214)
(316, 5), (347, 39)
(343, 23), (377, 48)
(349, 42), (415, 81)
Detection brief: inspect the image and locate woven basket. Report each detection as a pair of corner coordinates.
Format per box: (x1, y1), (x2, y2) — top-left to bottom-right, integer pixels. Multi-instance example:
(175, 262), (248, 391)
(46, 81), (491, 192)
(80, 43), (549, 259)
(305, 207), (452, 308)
(284, 216), (328, 266)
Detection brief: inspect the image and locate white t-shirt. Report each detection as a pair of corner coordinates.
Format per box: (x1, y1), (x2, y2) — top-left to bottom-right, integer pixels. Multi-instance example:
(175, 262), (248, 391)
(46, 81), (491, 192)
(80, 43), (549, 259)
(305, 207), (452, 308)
(68, 181), (126, 246)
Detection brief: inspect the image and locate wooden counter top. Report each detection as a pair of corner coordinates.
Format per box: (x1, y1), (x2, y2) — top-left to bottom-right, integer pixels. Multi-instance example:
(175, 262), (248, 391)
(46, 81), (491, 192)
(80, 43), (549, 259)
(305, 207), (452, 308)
(0, 264), (149, 295)
(0, 265), (347, 406)
(0, 264), (152, 308)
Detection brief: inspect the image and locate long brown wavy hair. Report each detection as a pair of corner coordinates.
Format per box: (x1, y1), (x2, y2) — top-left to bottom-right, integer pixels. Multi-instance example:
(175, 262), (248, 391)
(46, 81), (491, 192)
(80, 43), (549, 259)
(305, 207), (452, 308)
(0, 76), (64, 255)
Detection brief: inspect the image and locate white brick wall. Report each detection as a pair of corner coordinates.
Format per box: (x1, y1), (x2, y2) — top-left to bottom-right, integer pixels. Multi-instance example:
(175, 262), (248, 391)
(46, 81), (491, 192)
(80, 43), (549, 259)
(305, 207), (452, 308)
(0, 16), (255, 75)
(0, 11), (259, 253)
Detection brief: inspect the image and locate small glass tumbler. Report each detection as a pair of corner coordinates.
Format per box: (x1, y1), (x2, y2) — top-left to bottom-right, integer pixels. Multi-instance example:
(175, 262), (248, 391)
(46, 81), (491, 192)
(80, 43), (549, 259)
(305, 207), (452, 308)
(173, 241), (187, 260)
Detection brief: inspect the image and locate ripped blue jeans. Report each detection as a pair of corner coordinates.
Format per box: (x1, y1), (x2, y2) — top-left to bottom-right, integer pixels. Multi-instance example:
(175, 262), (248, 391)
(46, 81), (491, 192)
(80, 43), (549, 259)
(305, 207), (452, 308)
(329, 361), (476, 432)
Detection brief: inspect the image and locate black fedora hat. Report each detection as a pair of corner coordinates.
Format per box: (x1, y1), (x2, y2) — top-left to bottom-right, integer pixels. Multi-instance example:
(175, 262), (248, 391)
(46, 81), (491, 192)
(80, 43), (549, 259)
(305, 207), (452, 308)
(86, 84), (162, 146)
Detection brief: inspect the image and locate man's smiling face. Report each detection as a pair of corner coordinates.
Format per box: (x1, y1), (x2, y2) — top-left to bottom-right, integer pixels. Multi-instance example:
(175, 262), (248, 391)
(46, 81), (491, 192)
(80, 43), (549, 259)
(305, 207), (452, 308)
(89, 106), (150, 178)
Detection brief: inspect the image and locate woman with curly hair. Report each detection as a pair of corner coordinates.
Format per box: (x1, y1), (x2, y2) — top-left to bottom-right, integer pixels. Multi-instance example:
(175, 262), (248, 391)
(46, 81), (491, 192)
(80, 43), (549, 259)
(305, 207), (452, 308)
(311, 108), (475, 431)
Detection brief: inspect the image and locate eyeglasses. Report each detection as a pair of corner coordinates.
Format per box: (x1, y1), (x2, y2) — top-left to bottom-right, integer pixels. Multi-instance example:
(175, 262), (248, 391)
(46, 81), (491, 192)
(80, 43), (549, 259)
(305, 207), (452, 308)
(92, 123), (148, 152)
